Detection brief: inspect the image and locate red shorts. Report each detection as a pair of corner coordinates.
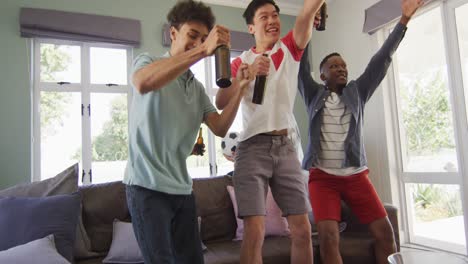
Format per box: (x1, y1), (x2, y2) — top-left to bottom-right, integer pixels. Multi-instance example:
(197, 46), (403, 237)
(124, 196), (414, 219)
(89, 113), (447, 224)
(308, 168), (387, 224)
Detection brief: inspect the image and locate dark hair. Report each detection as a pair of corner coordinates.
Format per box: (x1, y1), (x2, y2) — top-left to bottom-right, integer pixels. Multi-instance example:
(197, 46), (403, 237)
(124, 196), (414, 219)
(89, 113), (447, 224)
(243, 0), (280, 25)
(167, 0), (215, 31)
(319, 52), (341, 72)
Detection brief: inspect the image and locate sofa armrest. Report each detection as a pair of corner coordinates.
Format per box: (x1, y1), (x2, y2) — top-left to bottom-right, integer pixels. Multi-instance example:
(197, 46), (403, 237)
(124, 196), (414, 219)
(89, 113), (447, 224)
(341, 202), (400, 250)
(384, 203), (400, 251)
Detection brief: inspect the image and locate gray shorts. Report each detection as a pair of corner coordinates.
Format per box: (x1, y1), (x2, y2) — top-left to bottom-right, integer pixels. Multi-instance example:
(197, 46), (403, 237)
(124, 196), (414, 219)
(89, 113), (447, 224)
(233, 134), (311, 217)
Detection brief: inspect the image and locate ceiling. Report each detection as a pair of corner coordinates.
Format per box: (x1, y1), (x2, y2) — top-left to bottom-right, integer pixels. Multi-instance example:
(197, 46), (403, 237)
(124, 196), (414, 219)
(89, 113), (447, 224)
(203, 0), (334, 16)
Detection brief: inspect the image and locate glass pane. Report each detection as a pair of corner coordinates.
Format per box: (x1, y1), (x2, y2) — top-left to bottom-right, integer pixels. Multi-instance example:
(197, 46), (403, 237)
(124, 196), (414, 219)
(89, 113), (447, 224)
(90, 47), (128, 85)
(188, 56), (244, 177)
(40, 44), (80, 83)
(187, 124), (210, 178)
(40, 92), (82, 180)
(455, 3), (468, 127)
(91, 93), (129, 183)
(394, 8), (458, 172)
(215, 96), (244, 176)
(209, 54), (244, 175)
(191, 59), (206, 87)
(407, 183), (466, 247)
(188, 61), (210, 178)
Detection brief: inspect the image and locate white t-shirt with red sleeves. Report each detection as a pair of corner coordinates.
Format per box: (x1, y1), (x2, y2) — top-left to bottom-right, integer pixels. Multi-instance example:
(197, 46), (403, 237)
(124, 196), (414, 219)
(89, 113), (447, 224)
(231, 31), (304, 143)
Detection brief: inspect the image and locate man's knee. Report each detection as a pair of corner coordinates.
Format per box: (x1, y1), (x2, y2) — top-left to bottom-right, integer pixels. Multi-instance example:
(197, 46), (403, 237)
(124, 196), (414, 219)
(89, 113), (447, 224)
(243, 216), (266, 242)
(370, 218), (395, 244)
(317, 221), (340, 249)
(288, 214), (312, 244)
(320, 231), (340, 249)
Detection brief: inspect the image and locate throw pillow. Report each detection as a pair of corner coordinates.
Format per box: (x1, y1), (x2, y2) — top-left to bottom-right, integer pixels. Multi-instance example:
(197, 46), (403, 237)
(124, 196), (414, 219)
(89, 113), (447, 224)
(103, 218), (208, 264)
(0, 163), (78, 197)
(0, 163), (94, 258)
(0, 193), (81, 262)
(226, 186), (290, 241)
(0, 235), (70, 264)
(103, 220), (143, 264)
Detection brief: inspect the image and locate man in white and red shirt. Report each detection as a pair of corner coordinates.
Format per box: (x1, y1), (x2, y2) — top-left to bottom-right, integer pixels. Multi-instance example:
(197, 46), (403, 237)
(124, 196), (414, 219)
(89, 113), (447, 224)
(216, 0), (324, 263)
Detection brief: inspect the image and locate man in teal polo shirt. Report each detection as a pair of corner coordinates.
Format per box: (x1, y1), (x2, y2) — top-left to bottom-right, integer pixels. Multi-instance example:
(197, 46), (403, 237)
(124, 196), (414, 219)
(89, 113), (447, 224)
(123, 1), (252, 263)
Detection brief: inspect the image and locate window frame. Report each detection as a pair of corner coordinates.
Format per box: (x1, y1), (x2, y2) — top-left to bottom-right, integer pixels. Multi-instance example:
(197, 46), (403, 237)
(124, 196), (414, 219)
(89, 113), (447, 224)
(204, 51), (243, 177)
(31, 38), (133, 184)
(384, 0), (468, 254)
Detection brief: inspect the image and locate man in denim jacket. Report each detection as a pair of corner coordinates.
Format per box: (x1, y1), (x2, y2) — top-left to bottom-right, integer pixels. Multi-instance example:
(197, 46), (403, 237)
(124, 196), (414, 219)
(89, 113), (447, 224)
(298, 0), (425, 263)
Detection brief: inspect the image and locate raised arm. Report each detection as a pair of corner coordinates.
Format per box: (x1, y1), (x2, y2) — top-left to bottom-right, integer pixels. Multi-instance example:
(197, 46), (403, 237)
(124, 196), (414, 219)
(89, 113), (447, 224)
(293, 0), (325, 50)
(215, 79), (241, 111)
(216, 55), (269, 110)
(133, 25), (230, 94)
(215, 57), (243, 110)
(206, 63), (253, 137)
(298, 44), (323, 105)
(400, 0), (425, 26)
(356, 0), (425, 102)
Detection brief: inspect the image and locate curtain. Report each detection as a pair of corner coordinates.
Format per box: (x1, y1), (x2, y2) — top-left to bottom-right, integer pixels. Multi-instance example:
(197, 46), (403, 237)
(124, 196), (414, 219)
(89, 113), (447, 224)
(162, 23), (254, 51)
(363, 0), (435, 34)
(20, 8), (141, 47)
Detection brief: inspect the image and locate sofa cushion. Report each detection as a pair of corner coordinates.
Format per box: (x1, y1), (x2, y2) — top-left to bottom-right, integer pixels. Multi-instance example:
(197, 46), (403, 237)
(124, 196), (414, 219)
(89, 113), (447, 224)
(0, 235), (70, 264)
(203, 237), (291, 264)
(192, 176), (237, 243)
(79, 181), (130, 252)
(339, 234), (375, 264)
(74, 208), (102, 259)
(0, 163), (96, 259)
(0, 193), (81, 262)
(76, 256), (106, 264)
(226, 186), (290, 240)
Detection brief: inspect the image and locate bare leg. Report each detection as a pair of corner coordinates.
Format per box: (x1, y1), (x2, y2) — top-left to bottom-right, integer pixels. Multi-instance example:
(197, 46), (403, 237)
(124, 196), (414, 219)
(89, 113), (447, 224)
(317, 220), (342, 264)
(287, 213), (314, 264)
(240, 216), (265, 264)
(369, 217), (396, 264)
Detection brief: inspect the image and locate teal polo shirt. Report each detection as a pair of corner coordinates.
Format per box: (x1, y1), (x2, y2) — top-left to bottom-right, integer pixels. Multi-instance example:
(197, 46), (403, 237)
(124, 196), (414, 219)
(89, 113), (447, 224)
(124, 52), (217, 195)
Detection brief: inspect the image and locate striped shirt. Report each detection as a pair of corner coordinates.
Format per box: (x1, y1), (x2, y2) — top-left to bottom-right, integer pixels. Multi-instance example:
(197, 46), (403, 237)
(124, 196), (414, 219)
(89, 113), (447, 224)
(316, 92), (367, 176)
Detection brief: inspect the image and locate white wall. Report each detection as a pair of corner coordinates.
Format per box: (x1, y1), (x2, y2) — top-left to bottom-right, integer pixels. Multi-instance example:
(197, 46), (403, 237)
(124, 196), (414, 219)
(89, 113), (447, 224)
(309, 0), (398, 204)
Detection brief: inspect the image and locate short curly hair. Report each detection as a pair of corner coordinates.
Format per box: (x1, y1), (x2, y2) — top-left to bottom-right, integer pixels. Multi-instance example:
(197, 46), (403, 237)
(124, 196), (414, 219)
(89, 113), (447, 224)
(320, 52), (341, 72)
(243, 0), (280, 25)
(167, 0), (215, 31)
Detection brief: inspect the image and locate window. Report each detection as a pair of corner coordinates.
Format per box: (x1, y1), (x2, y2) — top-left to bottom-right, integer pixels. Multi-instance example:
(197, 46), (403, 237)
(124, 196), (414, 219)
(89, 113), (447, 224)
(187, 52), (243, 178)
(32, 39), (132, 184)
(388, 0), (468, 254)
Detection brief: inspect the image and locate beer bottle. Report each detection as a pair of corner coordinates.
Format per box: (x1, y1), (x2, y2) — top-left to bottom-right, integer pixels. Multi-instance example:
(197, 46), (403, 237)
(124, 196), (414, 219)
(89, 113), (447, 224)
(317, 2), (327, 31)
(197, 128), (203, 145)
(252, 54), (268, 104)
(192, 128), (205, 156)
(215, 45), (232, 88)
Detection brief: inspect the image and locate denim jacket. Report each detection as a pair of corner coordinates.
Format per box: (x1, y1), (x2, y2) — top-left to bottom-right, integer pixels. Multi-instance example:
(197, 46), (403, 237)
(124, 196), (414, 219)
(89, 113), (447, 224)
(298, 23), (407, 170)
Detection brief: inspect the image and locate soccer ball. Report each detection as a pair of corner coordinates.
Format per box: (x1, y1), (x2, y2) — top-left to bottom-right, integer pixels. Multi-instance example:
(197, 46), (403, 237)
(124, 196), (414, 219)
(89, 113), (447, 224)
(221, 132), (240, 159)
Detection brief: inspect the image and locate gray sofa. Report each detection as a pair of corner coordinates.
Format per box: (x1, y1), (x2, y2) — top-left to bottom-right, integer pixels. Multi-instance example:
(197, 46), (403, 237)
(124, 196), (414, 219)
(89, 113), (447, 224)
(74, 175), (400, 264)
